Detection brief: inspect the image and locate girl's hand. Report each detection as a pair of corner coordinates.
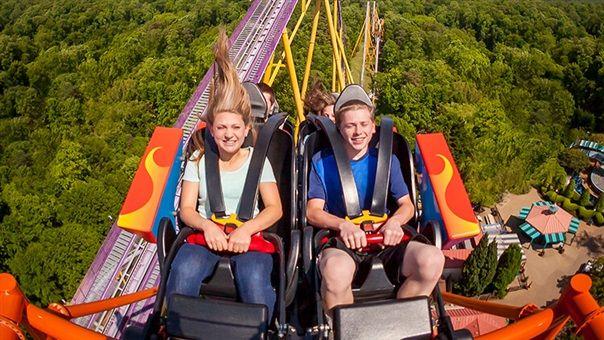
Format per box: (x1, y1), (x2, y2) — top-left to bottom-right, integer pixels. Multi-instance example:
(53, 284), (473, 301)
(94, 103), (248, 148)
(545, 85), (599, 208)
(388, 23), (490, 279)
(227, 227), (252, 253)
(201, 222), (229, 252)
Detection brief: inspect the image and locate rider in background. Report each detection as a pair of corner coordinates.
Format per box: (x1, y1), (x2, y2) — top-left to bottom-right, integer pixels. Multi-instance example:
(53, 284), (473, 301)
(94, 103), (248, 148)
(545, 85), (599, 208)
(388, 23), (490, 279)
(167, 29), (283, 319)
(306, 85), (444, 316)
(258, 82), (278, 116)
(304, 80), (336, 122)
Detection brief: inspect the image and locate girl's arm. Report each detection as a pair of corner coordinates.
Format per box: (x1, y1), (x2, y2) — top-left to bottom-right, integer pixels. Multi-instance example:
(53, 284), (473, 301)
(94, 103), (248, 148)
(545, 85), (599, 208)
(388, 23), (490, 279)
(180, 180), (209, 229)
(180, 180), (228, 251)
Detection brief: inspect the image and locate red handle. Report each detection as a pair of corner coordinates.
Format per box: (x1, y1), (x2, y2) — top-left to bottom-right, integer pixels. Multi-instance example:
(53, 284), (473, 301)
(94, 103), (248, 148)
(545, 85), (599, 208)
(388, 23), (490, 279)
(186, 233), (276, 253)
(365, 233), (384, 245)
(365, 231), (412, 246)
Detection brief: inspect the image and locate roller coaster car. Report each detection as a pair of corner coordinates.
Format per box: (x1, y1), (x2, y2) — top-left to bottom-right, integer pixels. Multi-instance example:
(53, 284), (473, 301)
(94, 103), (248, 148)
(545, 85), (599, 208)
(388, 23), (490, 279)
(125, 111), (299, 338)
(298, 115), (470, 340)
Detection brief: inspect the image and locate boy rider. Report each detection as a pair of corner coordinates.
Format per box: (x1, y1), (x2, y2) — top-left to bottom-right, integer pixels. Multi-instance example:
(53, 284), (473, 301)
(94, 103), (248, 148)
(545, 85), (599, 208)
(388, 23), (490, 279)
(306, 85), (445, 315)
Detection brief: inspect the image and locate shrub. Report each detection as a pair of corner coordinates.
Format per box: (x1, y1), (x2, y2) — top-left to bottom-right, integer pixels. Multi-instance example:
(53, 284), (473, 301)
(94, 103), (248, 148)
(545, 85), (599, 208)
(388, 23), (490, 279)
(491, 244), (523, 299)
(595, 195), (604, 213)
(579, 190), (592, 207)
(554, 194), (566, 204)
(594, 212), (604, 226)
(577, 206), (595, 221)
(562, 198), (579, 213)
(562, 182), (575, 198)
(588, 134), (604, 144)
(546, 190), (558, 202)
(454, 237), (498, 297)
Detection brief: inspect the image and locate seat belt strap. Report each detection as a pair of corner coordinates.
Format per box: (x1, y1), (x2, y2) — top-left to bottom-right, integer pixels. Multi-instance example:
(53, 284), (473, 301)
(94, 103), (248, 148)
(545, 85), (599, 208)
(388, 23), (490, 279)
(310, 115), (362, 219)
(204, 128), (227, 217)
(370, 116), (394, 216)
(238, 113), (287, 221)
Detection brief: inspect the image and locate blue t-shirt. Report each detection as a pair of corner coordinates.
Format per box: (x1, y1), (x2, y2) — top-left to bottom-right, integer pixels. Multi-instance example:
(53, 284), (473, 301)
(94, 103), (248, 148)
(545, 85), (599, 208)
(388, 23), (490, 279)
(308, 148), (409, 217)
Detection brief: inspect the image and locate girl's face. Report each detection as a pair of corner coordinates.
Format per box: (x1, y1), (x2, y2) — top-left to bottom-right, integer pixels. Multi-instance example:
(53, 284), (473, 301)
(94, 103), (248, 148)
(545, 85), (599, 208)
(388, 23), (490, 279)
(210, 111), (250, 156)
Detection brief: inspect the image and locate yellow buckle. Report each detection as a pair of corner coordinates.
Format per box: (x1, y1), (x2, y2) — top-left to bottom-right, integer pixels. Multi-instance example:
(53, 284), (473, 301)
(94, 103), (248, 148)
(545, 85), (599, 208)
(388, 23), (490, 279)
(211, 213), (243, 233)
(345, 210), (387, 231)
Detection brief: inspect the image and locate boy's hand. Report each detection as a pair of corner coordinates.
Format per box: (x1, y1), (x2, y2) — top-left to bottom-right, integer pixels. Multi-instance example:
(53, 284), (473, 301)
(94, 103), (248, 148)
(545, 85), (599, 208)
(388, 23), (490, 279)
(227, 227), (252, 253)
(379, 220), (405, 246)
(338, 220), (367, 249)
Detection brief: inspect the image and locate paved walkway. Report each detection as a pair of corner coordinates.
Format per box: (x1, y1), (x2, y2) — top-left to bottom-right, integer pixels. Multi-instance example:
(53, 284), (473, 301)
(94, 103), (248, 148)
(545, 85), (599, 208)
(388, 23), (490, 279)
(492, 188), (603, 307)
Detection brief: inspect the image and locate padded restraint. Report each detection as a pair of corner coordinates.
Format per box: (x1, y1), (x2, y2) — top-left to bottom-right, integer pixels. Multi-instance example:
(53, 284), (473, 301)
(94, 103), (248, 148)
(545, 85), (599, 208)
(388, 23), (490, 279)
(370, 117), (393, 217)
(167, 294), (268, 340)
(309, 114), (362, 219)
(238, 113), (287, 221)
(204, 128), (227, 217)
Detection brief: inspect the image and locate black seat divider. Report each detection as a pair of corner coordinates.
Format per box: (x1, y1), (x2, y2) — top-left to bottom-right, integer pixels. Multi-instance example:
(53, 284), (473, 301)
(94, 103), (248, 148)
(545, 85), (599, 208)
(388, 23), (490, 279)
(200, 257), (237, 299)
(167, 294), (268, 340)
(333, 297), (432, 340)
(352, 257), (395, 302)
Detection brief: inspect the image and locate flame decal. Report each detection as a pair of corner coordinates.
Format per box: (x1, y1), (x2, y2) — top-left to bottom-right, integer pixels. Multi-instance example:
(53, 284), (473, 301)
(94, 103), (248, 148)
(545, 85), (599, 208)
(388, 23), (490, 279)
(118, 147), (169, 231)
(431, 154), (480, 238)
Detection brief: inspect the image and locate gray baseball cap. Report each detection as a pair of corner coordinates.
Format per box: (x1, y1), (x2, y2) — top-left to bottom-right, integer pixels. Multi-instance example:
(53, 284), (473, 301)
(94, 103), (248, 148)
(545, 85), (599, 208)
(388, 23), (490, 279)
(334, 84), (374, 113)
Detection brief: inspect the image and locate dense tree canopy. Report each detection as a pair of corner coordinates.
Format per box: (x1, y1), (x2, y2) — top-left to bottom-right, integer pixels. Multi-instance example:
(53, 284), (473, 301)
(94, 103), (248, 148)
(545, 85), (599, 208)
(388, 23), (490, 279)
(558, 148), (591, 173)
(0, 0), (248, 305)
(1, 0), (603, 305)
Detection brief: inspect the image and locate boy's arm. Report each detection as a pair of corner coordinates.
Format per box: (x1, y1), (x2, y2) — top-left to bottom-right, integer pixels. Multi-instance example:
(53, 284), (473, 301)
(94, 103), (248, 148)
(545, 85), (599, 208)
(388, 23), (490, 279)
(379, 195), (415, 245)
(306, 198), (345, 231)
(387, 195), (415, 227)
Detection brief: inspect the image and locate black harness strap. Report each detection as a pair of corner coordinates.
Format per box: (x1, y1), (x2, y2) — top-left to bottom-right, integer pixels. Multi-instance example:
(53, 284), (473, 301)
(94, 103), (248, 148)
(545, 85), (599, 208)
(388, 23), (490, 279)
(309, 115), (362, 219)
(204, 128), (227, 218)
(370, 116), (394, 216)
(203, 113), (286, 222)
(238, 113), (287, 221)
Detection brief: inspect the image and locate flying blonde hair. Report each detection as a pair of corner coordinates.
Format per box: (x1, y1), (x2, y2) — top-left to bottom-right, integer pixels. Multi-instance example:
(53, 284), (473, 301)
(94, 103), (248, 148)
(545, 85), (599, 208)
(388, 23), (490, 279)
(190, 29), (252, 160)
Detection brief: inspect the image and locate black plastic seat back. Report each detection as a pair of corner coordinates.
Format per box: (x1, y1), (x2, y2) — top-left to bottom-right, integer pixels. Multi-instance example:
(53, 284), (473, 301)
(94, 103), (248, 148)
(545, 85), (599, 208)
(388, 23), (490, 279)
(351, 256), (395, 301)
(391, 133), (418, 228)
(200, 257), (237, 300)
(333, 297), (432, 340)
(167, 294), (268, 340)
(264, 128), (295, 238)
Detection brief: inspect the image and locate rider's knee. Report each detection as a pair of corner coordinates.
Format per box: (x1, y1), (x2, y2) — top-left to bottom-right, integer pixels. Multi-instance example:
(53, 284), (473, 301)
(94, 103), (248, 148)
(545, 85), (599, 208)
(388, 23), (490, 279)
(320, 254), (355, 293)
(405, 245), (444, 282)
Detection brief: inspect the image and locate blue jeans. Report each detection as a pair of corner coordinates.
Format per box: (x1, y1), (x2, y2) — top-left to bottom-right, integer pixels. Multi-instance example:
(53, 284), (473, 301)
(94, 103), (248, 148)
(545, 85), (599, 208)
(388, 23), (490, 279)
(166, 243), (276, 319)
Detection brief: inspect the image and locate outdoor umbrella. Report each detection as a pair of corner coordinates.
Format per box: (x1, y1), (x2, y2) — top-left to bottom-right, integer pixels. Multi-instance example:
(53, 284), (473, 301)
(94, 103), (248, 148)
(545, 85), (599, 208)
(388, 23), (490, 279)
(516, 201), (581, 247)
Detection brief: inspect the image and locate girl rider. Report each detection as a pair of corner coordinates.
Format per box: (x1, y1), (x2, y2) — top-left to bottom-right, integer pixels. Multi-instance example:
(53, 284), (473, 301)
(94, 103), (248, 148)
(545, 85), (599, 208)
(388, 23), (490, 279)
(166, 30), (283, 319)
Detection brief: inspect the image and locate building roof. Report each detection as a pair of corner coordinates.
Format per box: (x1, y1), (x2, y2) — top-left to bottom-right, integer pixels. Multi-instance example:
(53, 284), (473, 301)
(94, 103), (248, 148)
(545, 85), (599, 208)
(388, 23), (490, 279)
(446, 307), (508, 336)
(443, 249), (472, 268)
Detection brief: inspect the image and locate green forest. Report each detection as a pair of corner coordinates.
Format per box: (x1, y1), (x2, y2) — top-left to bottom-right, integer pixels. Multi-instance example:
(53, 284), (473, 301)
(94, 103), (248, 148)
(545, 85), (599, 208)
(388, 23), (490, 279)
(0, 0), (603, 305)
